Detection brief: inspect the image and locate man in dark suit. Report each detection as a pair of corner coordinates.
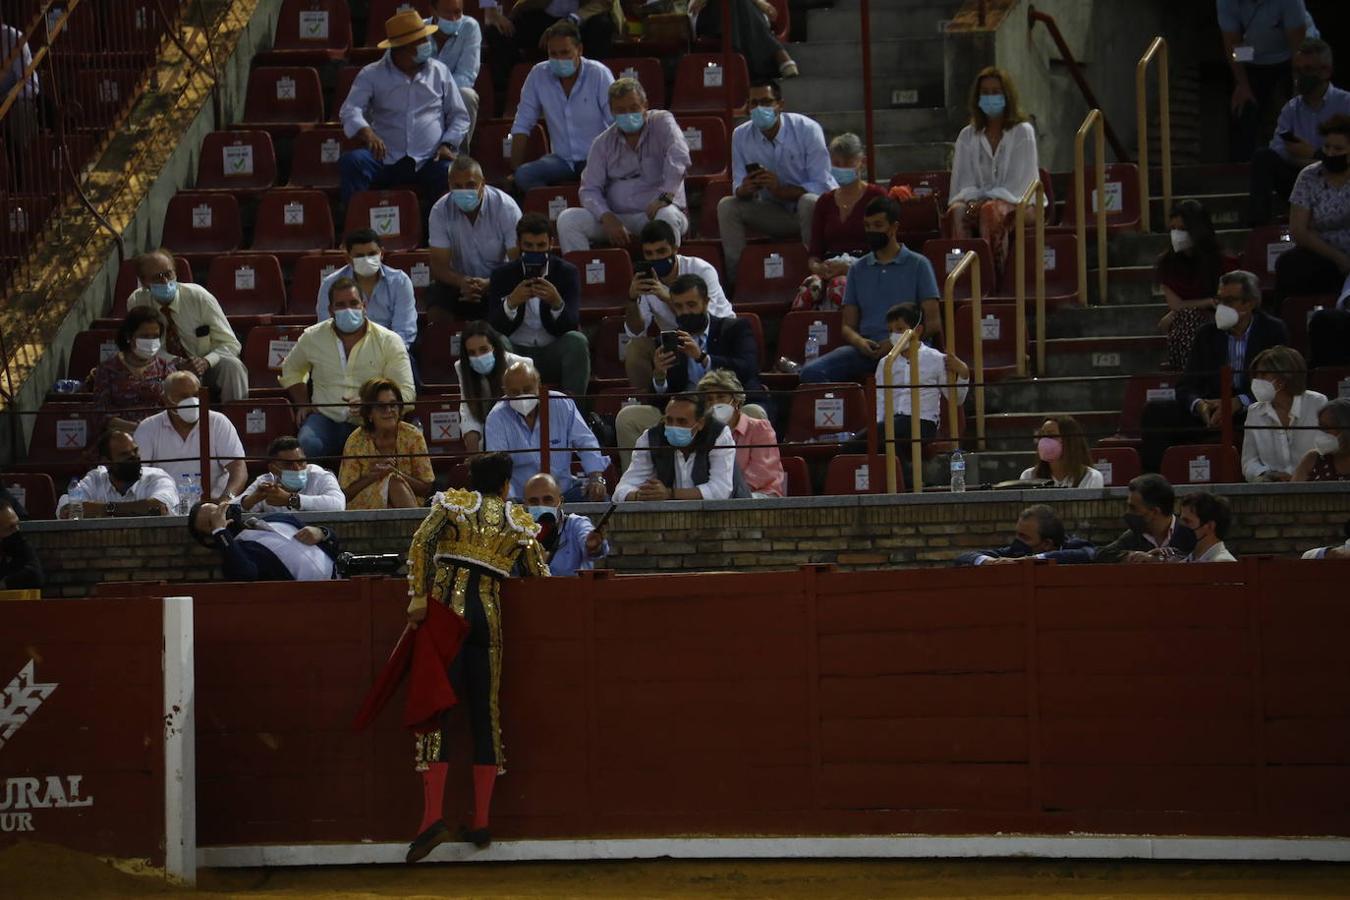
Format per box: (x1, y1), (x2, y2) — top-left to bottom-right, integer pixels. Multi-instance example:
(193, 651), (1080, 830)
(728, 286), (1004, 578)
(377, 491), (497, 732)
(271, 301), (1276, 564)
(188, 501), (341, 581)
(1141, 270), (1289, 473)
(954, 504), (1095, 566)
(651, 273), (761, 396)
(484, 212), (590, 400)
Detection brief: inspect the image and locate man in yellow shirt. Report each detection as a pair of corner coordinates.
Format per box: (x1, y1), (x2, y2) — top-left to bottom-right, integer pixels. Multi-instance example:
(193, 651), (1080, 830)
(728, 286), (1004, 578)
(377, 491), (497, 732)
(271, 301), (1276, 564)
(280, 278), (416, 459)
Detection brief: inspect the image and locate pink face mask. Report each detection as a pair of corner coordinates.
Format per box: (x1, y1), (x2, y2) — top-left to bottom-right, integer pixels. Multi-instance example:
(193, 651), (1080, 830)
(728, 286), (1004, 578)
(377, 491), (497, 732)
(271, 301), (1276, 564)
(1036, 436), (1063, 462)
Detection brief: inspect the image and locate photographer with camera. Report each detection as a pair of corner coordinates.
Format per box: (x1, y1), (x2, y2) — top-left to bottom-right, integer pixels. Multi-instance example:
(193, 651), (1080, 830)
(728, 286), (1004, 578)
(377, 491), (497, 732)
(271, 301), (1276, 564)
(485, 212), (590, 401)
(522, 472), (609, 576)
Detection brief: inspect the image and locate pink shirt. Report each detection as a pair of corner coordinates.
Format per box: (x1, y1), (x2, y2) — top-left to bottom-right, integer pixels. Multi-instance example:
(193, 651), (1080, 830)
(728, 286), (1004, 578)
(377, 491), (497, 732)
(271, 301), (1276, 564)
(579, 109), (690, 217)
(733, 414), (785, 497)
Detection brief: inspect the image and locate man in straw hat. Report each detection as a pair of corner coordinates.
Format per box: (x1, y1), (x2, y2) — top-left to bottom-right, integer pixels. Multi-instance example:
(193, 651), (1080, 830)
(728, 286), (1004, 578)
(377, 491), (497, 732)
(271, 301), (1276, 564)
(340, 8), (472, 216)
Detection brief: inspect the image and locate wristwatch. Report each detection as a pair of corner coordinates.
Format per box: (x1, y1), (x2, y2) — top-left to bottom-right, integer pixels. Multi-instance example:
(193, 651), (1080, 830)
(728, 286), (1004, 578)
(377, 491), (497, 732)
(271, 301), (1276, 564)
(287, 493), (303, 510)
(105, 501), (116, 517)
(657, 192), (674, 206)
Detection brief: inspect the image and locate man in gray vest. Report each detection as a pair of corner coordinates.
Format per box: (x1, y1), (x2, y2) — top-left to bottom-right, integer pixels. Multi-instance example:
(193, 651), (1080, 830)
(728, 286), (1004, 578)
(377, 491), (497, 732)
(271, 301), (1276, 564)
(613, 393), (747, 501)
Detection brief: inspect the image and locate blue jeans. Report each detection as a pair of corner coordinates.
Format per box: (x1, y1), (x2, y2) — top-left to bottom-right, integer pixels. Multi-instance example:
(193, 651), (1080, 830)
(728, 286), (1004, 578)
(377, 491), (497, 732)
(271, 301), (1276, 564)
(514, 154), (584, 193)
(339, 149), (451, 210)
(799, 345), (878, 384)
(299, 414), (356, 462)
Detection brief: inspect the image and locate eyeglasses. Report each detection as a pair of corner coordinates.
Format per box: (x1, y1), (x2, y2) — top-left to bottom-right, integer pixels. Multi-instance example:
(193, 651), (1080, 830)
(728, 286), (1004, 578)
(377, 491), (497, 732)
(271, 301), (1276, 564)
(370, 402), (401, 412)
(143, 270), (175, 283)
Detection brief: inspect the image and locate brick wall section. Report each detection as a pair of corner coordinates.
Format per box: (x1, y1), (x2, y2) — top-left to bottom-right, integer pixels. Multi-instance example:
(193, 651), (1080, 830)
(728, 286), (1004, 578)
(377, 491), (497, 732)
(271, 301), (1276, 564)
(24, 484), (1350, 596)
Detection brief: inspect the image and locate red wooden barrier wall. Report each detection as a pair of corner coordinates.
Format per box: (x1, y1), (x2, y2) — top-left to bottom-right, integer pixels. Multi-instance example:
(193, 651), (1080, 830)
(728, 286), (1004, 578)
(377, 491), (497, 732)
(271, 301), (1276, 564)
(91, 559), (1350, 844)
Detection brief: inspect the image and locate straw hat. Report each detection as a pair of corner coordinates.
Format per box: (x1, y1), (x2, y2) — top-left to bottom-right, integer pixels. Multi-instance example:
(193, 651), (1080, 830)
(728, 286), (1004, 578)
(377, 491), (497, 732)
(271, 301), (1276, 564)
(377, 9), (438, 49)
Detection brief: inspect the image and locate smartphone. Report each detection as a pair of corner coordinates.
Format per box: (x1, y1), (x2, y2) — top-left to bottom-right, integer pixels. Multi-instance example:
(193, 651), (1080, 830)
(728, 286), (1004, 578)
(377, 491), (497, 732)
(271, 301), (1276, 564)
(745, 162), (763, 174)
(523, 261), (547, 279)
(634, 260), (655, 278)
(659, 330), (680, 353)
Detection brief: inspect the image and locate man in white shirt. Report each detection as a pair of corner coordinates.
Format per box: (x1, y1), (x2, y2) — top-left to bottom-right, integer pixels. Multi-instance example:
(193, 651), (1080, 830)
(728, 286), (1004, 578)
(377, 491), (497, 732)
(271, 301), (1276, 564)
(57, 430), (179, 519)
(240, 436), (346, 514)
(614, 393), (741, 502)
(189, 502), (340, 582)
(426, 155), (522, 319)
(1179, 491), (1238, 563)
(133, 371), (247, 502)
(621, 219), (733, 389)
(127, 249), (249, 403)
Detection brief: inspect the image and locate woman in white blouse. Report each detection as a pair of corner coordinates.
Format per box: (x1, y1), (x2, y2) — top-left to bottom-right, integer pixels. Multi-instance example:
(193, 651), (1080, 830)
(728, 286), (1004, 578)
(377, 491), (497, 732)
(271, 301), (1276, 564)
(1019, 416), (1104, 489)
(454, 321), (528, 453)
(1242, 346), (1328, 482)
(946, 66), (1041, 271)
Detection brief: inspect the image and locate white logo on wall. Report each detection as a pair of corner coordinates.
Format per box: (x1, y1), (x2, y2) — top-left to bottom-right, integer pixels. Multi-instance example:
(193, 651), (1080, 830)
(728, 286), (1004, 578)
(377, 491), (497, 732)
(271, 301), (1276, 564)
(1, 660), (94, 833)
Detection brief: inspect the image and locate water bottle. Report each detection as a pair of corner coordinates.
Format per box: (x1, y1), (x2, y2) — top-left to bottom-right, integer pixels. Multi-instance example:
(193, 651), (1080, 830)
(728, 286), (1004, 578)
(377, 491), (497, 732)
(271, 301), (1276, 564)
(178, 473), (201, 515)
(804, 333), (819, 363)
(949, 449), (966, 493)
(66, 477), (84, 520)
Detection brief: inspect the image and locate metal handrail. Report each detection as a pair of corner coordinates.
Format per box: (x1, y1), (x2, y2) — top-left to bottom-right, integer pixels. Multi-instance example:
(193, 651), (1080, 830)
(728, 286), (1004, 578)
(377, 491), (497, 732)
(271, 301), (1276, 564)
(881, 333), (924, 494)
(1027, 5), (1129, 162)
(944, 250), (984, 450)
(1136, 36), (1172, 233)
(1074, 109), (1109, 307)
(1012, 179), (1046, 376)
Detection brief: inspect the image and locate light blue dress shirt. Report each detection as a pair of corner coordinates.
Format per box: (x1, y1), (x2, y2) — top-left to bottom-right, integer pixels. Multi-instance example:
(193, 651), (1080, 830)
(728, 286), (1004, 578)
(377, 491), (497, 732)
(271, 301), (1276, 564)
(314, 263), (418, 347)
(510, 57), (615, 164)
(427, 185), (522, 278)
(340, 54), (470, 166)
(547, 512), (608, 576)
(428, 16), (481, 89)
(483, 391), (608, 499)
(1270, 86), (1350, 162)
(731, 112), (837, 209)
(1216, 0), (1318, 66)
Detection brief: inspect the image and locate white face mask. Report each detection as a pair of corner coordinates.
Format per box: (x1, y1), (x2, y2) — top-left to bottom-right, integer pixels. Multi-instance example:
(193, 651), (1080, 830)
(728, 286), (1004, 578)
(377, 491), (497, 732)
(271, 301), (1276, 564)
(1250, 378), (1277, 403)
(1315, 432), (1342, 454)
(1170, 229), (1193, 253)
(174, 396), (200, 424)
(351, 253), (382, 277)
(134, 337), (161, 358)
(509, 396), (539, 417)
(710, 403), (735, 424)
(1214, 302), (1241, 331)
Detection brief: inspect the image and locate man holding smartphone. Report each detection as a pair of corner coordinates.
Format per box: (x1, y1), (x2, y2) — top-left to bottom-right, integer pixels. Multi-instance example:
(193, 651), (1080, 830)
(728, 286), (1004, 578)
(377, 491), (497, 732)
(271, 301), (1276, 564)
(485, 213), (591, 399)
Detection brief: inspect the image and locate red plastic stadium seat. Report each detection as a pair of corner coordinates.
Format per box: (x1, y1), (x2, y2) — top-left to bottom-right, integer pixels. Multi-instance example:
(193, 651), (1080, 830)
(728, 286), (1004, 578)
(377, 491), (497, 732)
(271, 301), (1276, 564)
(671, 53), (748, 114)
(330, 65), (362, 121)
(289, 127), (351, 194)
(565, 249), (634, 321)
(162, 192), (243, 268)
(695, 178), (732, 240)
(778, 310), (844, 365)
(991, 231), (1080, 306)
(383, 249), (433, 310)
(1058, 163), (1142, 233)
(522, 184), (581, 230)
(823, 454), (882, 495)
(239, 67), (324, 138)
(471, 65), (496, 118)
(1098, 374), (1182, 448)
(364, 0), (431, 46)
(737, 311), (766, 371)
(1282, 294), (1337, 358)
(680, 240), (724, 273)
(112, 256), (191, 315)
(219, 397), (294, 476)
(1160, 444), (1240, 486)
(591, 316), (629, 380)
(256, 0), (353, 66)
(733, 242), (808, 316)
(894, 196), (941, 242)
(66, 329), (119, 382)
(196, 131), (277, 195)
(345, 190), (423, 251)
(62, 67), (140, 133)
(250, 189), (335, 262)
(500, 62), (534, 120)
(1309, 367), (1350, 402)
(206, 253), (287, 317)
(605, 57), (666, 109)
(921, 238), (995, 301)
(242, 323), (312, 380)
(27, 404), (101, 481)
(1089, 446), (1142, 488)
(953, 302), (1023, 382)
(290, 251), (348, 317)
(1243, 224), (1295, 293)
(784, 383), (866, 461)
(415, 319), (461, 386)
(780, 455), (810, 497)
(675, 115), (729, 192)
(472, 121), (546, 186)
(3, 472), (57, 520)
(410, 395), (468, 458)
(20, 131), (94, 197)
(889, 170), (951, 209)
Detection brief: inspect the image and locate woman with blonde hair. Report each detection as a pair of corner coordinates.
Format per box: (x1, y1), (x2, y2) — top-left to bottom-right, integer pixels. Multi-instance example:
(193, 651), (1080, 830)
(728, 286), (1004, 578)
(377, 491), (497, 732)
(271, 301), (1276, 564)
(339, 377), (435, 509)
(946, 66), (1041, 271)
(1019, 415), (1103, 489)
(1242, 345), (1327, 482)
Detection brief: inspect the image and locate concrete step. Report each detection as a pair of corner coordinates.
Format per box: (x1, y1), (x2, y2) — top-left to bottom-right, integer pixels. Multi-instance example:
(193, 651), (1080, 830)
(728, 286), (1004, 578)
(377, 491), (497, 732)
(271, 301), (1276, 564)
(1108, 228), (1249, 267)
(805, 1), (964, 41)
(1148, 192), (1247, 230)
(1040, 335), (1168, 379)
(981, 409), (1122, 452)
(1045, 302), (1167, 338)
(876, 141), (953, 174)
(780, 41), (947, 112)
(1089, 268), (1161, 306)
(983, 374), (1136, 415)
(810, 107), (957, 145)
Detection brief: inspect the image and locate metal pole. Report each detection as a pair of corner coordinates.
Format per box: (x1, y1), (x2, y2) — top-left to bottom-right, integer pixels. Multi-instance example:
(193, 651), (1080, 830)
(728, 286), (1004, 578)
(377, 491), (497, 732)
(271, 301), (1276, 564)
(198, 386), (212, 499)
(865, 376), (880, 493)
(860, 0), (876, 179)
(722, 0), (734, 132)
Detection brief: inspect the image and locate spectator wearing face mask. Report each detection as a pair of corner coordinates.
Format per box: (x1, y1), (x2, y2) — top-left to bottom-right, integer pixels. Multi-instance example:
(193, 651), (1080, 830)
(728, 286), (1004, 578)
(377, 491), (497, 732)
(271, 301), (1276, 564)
(454, 321), (529, 454)
(1139, 270), (1288, 474)
(1155, 200), (1240, 370)
(1091, 474), (1198, 565)
(92, 305), (178, 430)
(427, 0), (482, 148)
(57, 430), (179, 519)
(613, 392), (745, 502)
(1241, 345), (1327, 482)
(1019, 415), (1103, 489)
(1276, 114), (1350, 309)
(316, 229), (418, 348)
(955, 504), (1094, 566)
(1177, 492), (1238, 562)
(522, 472), (608, 576)
(1249, 39), (1349, 225)
(797, 132), (886, 314)
(240, 436), (346, 513)
(1219, 0), (1318, 163)
(133, 370), (247, 502)
(946, 66), (1040, 273)
(1292, 397), (1350, 481)
(698, 369), (783, 498)
(427, 155), (523, 319)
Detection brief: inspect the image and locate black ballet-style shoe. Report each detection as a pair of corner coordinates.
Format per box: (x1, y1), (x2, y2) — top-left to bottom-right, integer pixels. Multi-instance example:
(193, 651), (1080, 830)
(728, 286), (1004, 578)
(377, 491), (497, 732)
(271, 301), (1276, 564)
(460, 826), (492, 849)
(405, 821), (450, 863)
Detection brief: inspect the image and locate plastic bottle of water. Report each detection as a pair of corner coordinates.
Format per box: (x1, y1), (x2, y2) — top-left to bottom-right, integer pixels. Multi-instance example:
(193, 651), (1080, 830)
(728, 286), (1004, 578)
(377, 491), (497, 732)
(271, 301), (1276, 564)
(66, 477), (84, 520)
(178, 473), (201, 515)
(804, 333), (819, 363)
(949, 449), (966, 493)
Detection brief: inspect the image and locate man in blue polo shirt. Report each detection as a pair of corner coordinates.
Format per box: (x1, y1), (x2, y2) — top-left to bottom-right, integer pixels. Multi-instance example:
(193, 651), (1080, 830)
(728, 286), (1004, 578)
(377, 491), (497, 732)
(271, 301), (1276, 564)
(799, 197), (941, 384)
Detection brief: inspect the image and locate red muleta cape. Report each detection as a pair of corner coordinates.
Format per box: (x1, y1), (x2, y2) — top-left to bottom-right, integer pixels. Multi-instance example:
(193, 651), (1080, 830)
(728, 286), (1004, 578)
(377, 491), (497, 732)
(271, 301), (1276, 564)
(352, 600), (468, 733)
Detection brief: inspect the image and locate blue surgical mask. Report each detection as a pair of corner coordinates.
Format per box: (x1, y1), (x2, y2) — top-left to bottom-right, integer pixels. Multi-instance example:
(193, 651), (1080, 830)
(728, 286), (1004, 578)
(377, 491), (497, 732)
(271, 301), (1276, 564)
(451, 188), (481, 212)
(149, 281), (178, 303)
(279, 469), (308, 492)
(548, 57), (577, 79)
(468, 352), (496, 375)
(665, 425), (694, 447)
(413, 40), (435, 65)
(978, 93), (1007, 118)
(438, 17), (461, 35)
(615, 112), (645, 134)
(750, 105), (778, 130)
(527, 505), (558, 523)
(831, 166), (859, 186)
(334, 307), (365, 333)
